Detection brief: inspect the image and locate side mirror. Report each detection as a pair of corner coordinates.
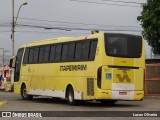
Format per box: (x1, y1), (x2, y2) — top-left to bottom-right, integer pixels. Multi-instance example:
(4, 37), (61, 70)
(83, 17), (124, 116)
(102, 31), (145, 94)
(9, 56), (16, 68)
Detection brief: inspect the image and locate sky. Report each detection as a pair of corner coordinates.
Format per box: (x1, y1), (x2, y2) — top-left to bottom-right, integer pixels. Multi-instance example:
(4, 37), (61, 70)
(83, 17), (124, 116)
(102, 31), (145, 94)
(0, 0), (152, 60)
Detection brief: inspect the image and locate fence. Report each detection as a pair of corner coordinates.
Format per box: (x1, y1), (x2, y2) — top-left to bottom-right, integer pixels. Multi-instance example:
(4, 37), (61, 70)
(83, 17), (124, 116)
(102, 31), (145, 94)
(145, 64), (160, 96)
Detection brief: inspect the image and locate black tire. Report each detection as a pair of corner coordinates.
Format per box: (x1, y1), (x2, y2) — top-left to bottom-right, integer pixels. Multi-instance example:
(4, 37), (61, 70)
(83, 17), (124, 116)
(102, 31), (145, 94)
(100, 100), (117, 105)
(67, 86), (76, 105)
(21, 85), (33, 100)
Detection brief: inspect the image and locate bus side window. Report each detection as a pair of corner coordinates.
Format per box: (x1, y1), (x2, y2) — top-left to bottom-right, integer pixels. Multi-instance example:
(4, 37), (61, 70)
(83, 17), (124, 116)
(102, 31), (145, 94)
(62, 44), (68, 61)
(39, 47), (44, 63)
(23, 48), (29, 64)
(82, 41), (90, 60)
(55, 44), (62, 62)
(28, 48), (34, 63)
(75, 42), (82, 61)
(50, 45), (56, 62)
(33, 47), (39, 63)
(89, 40), (98, 60)
(44, 46), (50, 62)
(68, 43), (75, 61)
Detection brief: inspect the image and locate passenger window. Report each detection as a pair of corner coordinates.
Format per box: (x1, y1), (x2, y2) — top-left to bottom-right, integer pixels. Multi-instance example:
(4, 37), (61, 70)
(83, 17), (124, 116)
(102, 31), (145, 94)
(29, 48), (34, 63)
(62, 44), (68, 61)
(23, 48), (29, 64)
(39, 47), (44, 62)
(33, 47), (39, 63)
(82, 41), (90, 60)
(68, 43), (75, 61)
(50, 45), (56, 62)
(44, 46), (50, 62)
(89, 40), (97, 60)
(55, 44), (62, 61)
(75, 42), (82, 61)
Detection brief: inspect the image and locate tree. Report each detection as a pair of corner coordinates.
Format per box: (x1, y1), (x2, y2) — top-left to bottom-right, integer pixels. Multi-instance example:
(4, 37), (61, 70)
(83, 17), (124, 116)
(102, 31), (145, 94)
(137, 0), (160, 54)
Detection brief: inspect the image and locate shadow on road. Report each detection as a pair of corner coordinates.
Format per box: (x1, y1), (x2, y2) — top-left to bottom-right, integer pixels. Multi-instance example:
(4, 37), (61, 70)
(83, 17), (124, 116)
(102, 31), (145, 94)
(21, 97), (140, 108)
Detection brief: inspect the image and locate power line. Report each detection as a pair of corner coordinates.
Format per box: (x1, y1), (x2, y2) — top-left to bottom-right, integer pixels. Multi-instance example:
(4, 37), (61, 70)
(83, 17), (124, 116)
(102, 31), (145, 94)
(0, 22), (11, 25)
(0, 31), (11, 33)
(17, 23), (142, 32)
(17, 17), (141, 28)
(0, 23), (142, 32)
(0, 17), (142, 29)
(0, 30), (89, 37)
(70, 0), (140, 7)
(101, 0), (144, 5)
(0, 22), (142, 33)
(0, 25), (11, 28)
(0, 22), (142, 31)
(15, 30), (88, 34)
(0, 20), (142, 33)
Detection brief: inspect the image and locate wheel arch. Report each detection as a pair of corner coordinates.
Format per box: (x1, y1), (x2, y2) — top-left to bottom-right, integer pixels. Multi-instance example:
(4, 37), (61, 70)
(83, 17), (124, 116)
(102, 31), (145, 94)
(20, 82), (29, 93)
(20, 82), (33, 100)
(21, 82), (26, 88)
(65, 84), (74, 98)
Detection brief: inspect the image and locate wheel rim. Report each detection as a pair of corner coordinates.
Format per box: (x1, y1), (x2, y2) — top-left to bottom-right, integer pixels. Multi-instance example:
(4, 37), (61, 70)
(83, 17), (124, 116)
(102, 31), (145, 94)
(68, 91), (73, 102)
(23, 88), (27, 97)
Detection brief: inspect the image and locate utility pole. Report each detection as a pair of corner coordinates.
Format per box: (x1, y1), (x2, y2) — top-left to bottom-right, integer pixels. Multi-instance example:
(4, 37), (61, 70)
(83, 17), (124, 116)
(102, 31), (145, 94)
(0, 48), (4, 77)
(11, 0), (27, 56)
(2, 49), (4, 77)
(12, 0), (15, 56)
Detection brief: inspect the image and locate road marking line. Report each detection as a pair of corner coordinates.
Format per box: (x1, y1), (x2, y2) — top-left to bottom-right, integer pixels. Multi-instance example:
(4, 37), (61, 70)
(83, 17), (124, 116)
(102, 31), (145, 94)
(0, 101), (8, 106)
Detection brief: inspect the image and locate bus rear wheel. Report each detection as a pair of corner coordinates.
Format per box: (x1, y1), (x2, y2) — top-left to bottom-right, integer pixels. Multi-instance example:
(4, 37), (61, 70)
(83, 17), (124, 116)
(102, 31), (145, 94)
(21, 85), (33, 100)
(67, 86), (76, 105)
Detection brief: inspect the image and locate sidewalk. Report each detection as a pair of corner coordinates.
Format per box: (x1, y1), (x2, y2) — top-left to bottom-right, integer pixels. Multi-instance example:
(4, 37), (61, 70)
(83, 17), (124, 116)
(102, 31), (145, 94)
(144, 96), (160, 99)
(0, 81), (13, 92)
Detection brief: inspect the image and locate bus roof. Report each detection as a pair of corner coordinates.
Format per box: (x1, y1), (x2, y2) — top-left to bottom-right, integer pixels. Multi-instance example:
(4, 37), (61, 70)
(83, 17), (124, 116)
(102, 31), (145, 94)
(19, 32), (103, 48)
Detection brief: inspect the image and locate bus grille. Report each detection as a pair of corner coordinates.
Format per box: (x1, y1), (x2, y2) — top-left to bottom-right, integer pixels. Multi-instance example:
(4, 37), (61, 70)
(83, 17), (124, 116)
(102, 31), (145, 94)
(87, 78), (94, 96)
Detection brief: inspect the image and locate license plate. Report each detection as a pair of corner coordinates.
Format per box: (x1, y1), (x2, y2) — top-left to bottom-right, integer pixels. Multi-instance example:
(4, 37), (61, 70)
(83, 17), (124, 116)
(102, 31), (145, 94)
(119, 92), (127, 95)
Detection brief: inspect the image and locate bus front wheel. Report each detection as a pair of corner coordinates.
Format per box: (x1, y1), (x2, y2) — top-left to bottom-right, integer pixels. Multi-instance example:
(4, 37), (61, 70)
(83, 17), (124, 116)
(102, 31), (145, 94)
(21, 85), (33, 100)
(67, 86), (76, 105)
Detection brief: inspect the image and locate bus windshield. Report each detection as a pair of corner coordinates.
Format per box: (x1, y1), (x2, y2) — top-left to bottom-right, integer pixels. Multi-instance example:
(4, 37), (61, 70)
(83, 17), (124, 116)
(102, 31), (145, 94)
(104, 33), (142, 58)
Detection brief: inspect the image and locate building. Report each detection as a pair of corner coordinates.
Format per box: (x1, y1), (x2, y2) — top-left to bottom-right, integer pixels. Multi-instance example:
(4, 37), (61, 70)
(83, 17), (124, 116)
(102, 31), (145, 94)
(0, 65), (11, 78)
(145, 59), (160, 96)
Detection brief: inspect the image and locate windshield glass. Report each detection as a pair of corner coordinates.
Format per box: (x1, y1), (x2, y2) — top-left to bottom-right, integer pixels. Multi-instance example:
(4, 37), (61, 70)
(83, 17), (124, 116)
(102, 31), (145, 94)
(104, 33), (142, 58)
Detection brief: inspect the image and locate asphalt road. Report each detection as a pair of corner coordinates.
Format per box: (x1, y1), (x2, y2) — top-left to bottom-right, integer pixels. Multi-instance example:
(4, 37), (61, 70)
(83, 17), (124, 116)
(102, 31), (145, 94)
(0, 92), (160, 120)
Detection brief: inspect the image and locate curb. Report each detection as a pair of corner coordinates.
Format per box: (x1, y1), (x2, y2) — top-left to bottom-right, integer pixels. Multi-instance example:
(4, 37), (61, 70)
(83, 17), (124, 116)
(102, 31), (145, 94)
(0, 101), (8, 106)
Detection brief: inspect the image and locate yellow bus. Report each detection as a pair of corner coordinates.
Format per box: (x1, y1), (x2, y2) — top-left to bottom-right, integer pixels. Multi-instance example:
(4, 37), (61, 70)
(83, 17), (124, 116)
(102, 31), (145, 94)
(10, 32), (145, 105)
